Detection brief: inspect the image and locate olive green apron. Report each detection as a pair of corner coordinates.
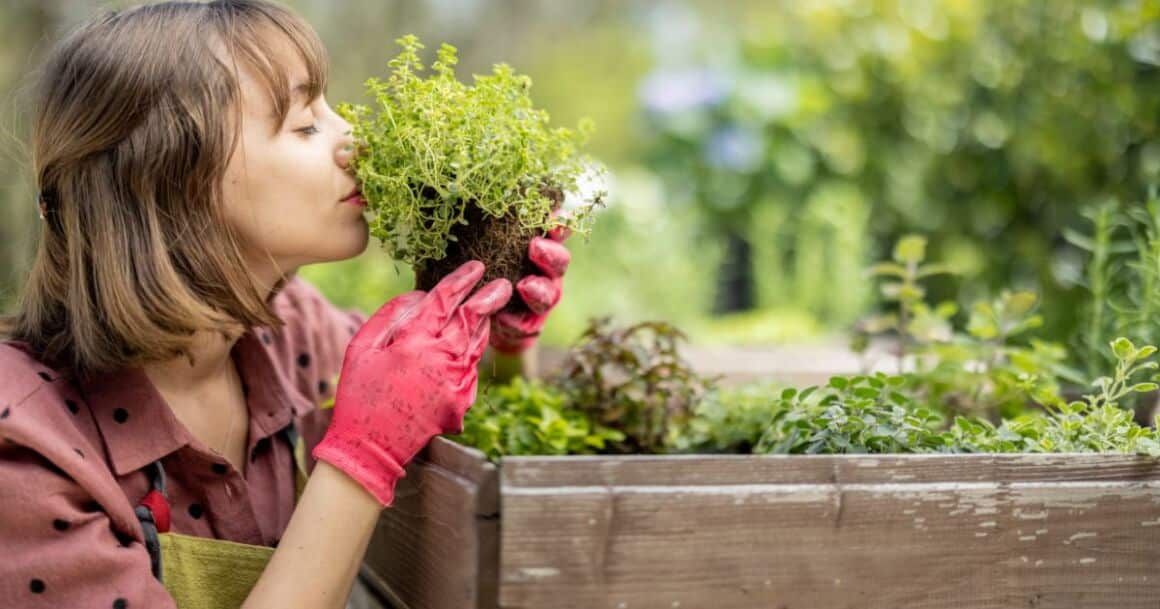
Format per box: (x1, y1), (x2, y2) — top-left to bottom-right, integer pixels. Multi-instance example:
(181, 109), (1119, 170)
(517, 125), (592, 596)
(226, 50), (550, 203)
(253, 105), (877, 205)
(134, 423), (309, 609)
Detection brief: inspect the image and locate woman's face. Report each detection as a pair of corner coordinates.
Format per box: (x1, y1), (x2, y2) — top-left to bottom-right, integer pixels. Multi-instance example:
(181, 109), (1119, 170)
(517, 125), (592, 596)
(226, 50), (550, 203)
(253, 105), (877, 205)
(221, 41), (368, 285)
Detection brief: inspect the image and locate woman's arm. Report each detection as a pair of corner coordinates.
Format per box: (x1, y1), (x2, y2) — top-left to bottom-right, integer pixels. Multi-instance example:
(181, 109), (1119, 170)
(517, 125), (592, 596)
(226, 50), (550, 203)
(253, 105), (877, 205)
(242, 461), (381, 609)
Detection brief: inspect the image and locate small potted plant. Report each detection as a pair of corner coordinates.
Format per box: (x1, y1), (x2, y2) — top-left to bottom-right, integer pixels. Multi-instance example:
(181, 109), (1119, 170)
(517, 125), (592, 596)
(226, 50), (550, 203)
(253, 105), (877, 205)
(337, 35), (604, 312)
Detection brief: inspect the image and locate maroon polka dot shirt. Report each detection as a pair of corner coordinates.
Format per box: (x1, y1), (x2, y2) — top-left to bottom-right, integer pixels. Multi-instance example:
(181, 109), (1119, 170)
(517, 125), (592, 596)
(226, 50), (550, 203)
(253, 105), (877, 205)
(0, 275), (367, 608)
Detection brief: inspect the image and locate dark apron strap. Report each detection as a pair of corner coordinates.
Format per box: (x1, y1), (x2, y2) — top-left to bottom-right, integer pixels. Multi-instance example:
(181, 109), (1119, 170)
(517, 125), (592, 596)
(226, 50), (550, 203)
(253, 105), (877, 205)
(134, 420), (300, 584)
(134, 460), (166, 581)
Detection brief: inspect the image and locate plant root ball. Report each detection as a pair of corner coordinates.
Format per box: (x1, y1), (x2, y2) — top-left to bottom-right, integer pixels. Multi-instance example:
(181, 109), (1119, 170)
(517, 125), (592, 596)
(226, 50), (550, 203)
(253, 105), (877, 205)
(413, 187), (564, 315)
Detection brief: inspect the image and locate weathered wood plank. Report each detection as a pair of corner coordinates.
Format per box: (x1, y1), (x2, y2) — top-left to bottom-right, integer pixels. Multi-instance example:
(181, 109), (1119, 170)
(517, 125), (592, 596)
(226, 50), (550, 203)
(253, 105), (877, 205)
(361, 438), (498, 609)
(501, 453), (1160, 486)
(499, 454), (1160, 609)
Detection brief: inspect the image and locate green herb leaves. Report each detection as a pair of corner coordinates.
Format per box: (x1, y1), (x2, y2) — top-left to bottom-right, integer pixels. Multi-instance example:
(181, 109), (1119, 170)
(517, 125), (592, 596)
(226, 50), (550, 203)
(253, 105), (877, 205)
(336, 35), (603, 266)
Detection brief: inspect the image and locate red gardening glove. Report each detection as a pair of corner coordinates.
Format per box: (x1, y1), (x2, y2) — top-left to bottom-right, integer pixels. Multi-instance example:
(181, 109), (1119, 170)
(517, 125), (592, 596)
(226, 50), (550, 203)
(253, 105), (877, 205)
(313, 260), (512, 507)
(490, 224), (572, 354)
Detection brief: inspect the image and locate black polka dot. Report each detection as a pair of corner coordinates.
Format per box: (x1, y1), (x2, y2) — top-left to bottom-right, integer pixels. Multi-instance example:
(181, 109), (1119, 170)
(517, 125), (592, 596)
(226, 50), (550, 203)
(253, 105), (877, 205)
(261, 333), (272, 345)
(74, 448), (84, 459)
(113, 598), (129, 609)
(297, 353), (311, 368)
(1, 407), (8, 419)
(53, 519), (70, 531)
(38, 371), (53, 382)
(188, 503), (204, 519)
(113, 408), (129, 423)
(318, 379), (329, 394)
(270, 537), (280, 548)
(30, 579), (45, 593)
(212, 463), (228, 475)
(65, 399), (79, 414)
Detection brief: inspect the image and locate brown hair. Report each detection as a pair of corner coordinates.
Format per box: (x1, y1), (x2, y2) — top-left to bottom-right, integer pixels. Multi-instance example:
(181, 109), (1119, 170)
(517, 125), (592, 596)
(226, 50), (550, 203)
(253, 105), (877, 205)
(0, 0), (329, 378)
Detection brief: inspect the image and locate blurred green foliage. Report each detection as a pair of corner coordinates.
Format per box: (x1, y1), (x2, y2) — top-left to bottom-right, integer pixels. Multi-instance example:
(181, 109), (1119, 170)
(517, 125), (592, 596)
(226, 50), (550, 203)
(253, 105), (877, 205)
(638, 0), (1160, 337)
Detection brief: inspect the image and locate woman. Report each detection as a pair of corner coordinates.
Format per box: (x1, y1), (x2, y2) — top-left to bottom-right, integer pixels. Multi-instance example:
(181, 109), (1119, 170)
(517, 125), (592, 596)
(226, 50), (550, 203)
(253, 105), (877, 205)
(0, 1), (571, 608)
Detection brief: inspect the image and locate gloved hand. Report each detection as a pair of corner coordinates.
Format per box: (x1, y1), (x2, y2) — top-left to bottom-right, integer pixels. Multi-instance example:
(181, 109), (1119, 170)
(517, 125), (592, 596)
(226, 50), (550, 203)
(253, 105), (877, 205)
(490, 223), (572, 354)
(312, 260), (512, 507)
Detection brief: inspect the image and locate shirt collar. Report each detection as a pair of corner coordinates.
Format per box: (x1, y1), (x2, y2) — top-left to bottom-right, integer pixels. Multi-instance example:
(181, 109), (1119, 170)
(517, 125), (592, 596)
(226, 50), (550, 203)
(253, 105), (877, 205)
(78, 326), (312, 477)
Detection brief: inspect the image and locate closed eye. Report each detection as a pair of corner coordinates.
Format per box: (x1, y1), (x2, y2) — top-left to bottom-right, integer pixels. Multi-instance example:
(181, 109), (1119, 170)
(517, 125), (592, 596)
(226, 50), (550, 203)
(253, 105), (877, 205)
(296, 124), (320, 136)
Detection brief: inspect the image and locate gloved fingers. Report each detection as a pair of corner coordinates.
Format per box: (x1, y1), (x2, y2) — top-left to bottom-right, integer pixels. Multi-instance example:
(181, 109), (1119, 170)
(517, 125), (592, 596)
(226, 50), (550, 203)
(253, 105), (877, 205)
(360, 291), (425, 350)
(410, 260), (486, 330)
(528, 237), (570, 279)
(516, 275), (561, 315)
(440, 373), (480, 433)
(458, 278), (513, 333)
(464, 316), (493, 363)
(545, 204), (572, 242)
(547, 223), (572, 243)
(489, 311), (543, 354)
(438, 278), (512, 348)
(491, 310), (543, 335)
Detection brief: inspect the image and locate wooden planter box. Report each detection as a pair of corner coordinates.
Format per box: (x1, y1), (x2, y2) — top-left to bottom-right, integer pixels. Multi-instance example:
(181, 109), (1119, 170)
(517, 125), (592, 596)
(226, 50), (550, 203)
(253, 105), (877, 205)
(357, 436), (1160, 609)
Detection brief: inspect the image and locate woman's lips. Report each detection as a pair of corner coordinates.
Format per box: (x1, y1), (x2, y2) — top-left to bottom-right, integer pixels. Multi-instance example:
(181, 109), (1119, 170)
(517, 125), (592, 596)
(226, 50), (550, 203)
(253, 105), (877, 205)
(342, 192), (366, 207)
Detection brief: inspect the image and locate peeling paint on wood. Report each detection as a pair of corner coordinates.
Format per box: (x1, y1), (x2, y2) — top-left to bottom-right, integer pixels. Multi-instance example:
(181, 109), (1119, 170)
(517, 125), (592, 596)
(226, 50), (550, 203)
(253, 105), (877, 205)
(359, 439), (1160, 609)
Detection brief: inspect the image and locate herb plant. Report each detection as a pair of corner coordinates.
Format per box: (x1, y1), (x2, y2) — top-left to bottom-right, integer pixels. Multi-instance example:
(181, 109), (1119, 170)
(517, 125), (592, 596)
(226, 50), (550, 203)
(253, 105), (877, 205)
(457, 377), (624, 461)
(336, 35), (604, 306)
(692, 338), (1160, 457)
(856, 234), (1080, 420)
(1066, 189), (1160, 403)
(444, 314), (1160, 461)
(552, 317), (718, 454)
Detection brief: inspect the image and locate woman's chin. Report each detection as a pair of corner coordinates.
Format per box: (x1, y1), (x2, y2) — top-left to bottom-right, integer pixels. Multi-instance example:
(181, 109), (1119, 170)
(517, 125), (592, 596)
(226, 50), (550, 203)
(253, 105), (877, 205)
(328, 226), (370, 261)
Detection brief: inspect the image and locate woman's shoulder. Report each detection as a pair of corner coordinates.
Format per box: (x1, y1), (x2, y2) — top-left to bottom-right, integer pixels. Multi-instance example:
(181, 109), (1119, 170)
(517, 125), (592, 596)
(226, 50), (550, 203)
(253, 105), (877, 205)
(0, 340), (142, 540)
(0, 341), (88, 443)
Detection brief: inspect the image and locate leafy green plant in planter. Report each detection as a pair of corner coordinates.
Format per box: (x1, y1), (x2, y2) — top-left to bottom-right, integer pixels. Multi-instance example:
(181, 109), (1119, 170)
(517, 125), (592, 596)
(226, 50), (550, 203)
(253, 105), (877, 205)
(552, 317), (718, 454)
(857, 234), (957, 362)
(458, 377), (625, 462)
(666, 381), (783, 454)
(665, 338), (1160, 457)
(1064, 189), (1160, 422)
(336, 35), (605, 311)
(855, 234), (1081, 421)
(444, 315), (1160, 460)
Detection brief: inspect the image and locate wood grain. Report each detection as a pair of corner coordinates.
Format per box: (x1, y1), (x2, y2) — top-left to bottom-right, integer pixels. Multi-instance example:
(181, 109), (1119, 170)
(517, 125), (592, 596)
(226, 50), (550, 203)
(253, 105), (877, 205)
(358, 439), (1160, 609)
(499, 453), (1160, 609)
(361, 438), (499, 609)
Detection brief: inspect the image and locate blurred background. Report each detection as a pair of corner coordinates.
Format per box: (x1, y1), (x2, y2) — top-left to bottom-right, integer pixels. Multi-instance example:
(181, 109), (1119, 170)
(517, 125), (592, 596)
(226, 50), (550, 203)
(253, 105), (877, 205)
(3, 0), (1160, 373)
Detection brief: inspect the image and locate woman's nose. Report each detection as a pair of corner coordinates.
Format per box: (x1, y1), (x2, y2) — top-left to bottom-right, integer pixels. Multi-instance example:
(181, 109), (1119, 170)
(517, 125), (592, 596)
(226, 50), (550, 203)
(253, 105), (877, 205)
(339, 130), (355, 168)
